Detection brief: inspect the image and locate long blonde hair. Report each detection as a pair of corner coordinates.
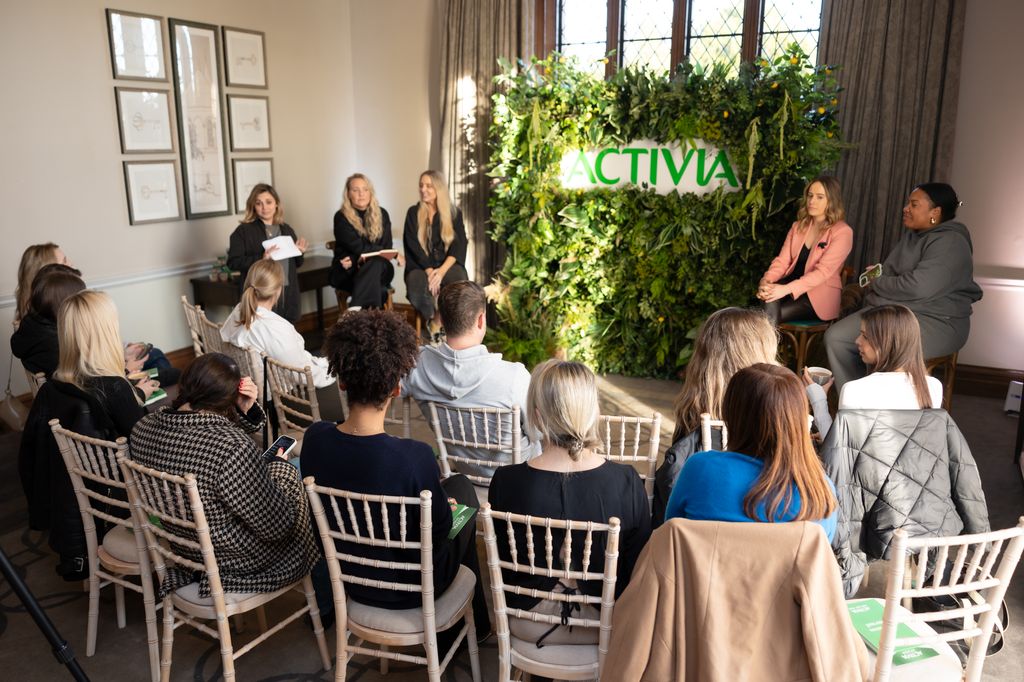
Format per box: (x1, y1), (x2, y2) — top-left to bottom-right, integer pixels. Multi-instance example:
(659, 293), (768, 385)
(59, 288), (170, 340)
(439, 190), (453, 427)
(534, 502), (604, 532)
(527, 360), (602, 461)
(54, 291), (134, 397)
(416, 170), (455, 253)
(240, 260), (284, 329)
(726, 364), (836, 522)
(795, 175), (845, 235)
(16, 243), (61, 323)
(673, 308), (778, 440)
(340, 173), (383, 242)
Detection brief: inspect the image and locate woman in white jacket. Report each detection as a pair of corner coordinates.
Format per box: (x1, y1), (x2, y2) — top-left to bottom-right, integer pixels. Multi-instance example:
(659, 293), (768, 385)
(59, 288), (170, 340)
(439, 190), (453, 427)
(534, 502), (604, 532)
(221, 259), (345, 421)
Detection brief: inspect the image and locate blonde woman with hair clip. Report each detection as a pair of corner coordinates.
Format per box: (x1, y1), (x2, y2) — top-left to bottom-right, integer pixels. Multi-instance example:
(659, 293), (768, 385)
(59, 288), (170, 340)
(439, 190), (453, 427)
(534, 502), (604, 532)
(652, 307), (833, 527)
(403, 170), (468, 338)
(330, 173), (404, 310)
(227, 183), (309, 322)
(19, 290), (155, 581)
(220, 260), (345, 421)
(487, 360), (652, 646)
(758, 175), (853, 325)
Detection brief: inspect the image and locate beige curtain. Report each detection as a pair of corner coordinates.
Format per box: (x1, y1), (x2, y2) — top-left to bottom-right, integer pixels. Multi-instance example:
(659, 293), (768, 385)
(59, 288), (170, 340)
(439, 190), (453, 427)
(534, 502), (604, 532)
(436, 0), (534, 283)
(819, 0), (966, 273)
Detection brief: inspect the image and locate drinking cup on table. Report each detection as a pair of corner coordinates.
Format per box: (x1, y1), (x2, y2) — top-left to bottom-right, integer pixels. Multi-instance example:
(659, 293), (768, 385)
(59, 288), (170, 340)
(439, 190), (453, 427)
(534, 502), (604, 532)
(806, 366), (832, 386)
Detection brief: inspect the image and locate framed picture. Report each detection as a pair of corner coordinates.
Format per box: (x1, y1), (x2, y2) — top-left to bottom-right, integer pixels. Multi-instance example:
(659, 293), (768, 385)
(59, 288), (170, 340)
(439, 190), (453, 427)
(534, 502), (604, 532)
(169, 19), (231, 218)
(227, 95), (271, 151)
(106, 9), (167, 81)
(115, 88), (173, 153)
(232, 158), (274, 213)
(222, 27), (268, 87)
(123, 161), (181, 224)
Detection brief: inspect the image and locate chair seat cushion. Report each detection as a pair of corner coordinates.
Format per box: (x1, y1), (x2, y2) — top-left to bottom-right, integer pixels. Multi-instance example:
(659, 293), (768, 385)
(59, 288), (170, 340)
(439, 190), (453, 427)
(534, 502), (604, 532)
(347, 564), (475, 634)
(101, 524), (139, 564)
(173, 582), (260, 607)
(780, 320), (830, 330)
(510, 635), (598, 670)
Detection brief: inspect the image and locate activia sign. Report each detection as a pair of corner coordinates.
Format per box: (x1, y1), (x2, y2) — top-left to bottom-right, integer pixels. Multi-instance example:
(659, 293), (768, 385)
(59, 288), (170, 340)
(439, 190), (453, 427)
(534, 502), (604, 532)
(559, 139), (741, 195)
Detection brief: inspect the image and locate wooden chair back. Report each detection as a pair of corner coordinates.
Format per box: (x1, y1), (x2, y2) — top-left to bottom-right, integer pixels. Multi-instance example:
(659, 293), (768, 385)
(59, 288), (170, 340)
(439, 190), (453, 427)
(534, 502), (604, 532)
(25, 367), (46, 397)
(180, 295), (205, 356)
(700, 412), (728, 451)
(197, 309), (225, 355)
(386, 395), (412, 439)
(265, 356), (321, 436)
(221, 341), (265, 403)
(427, 403), (522, 487)
(873, 518), (1024, 682)
(598, 413), (662, 502)
(479, 504), (621, 680)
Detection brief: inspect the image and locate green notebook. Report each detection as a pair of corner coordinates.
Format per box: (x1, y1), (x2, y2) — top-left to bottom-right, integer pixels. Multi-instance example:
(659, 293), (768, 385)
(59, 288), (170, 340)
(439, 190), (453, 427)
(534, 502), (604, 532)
(449, 504), (476, 539)
(143, 388), (168, 407)
(847, 599), (940, 666)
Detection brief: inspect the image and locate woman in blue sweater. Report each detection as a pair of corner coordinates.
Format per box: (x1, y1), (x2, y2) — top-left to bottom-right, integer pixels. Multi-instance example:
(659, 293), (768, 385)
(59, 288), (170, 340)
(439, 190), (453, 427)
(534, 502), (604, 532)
(665, 363), (838, 541)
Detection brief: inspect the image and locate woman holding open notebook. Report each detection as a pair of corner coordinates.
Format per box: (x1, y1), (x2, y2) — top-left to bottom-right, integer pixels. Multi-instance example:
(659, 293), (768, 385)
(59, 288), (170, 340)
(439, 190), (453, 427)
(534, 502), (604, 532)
(227, 183), (308, 322)
(330, 173), (403, 310)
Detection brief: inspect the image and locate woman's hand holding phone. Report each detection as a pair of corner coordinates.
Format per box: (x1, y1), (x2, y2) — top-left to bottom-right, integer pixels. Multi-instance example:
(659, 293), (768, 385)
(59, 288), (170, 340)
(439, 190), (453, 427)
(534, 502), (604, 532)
(236, 376), (258, 413)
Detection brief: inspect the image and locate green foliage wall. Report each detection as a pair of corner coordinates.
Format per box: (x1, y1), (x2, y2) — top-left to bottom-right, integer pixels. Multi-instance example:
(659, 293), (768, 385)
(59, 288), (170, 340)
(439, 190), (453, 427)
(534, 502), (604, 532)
(487, 49), (844, 377)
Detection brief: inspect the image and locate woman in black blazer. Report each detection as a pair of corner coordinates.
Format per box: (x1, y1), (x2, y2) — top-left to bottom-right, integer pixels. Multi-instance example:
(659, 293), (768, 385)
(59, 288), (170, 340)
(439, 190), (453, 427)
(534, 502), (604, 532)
(227, 184), (308, 322)
(402, 170), (468, 336)
(331, 173), (403, 310)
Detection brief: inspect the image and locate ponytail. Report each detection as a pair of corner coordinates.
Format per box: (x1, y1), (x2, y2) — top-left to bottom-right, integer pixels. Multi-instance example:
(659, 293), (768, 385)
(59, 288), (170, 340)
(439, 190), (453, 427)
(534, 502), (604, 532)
(240, 260), (284, 329)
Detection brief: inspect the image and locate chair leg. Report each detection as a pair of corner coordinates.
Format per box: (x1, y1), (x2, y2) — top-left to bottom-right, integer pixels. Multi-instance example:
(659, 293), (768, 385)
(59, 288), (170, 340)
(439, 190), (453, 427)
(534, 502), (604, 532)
(86, 571), (100, 656)
(301, 575), (332, 672)
(115, 582), (126, 629)
(214, 606), (237, 681)
(233, 613), (245, 634)
(796, 331), (809, 373)
(141, 574), (160, 682)
(380, 646), (388, 674)
(256, 605), (268, 633)
(160, 599), (175, 682)
(465, 606), (482, 682)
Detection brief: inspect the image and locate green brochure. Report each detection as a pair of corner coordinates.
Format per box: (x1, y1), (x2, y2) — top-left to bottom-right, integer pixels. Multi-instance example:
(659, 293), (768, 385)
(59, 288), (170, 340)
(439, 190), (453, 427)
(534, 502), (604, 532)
(847, 599), (940, 666)
(143, 388), (168, 407)
(449, 504), (476, 539)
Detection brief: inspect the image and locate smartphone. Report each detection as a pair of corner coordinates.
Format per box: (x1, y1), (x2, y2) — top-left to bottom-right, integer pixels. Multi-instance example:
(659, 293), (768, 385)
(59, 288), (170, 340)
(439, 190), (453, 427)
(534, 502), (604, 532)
(262, 435), (297, 462)
(858, 263), (882, 288)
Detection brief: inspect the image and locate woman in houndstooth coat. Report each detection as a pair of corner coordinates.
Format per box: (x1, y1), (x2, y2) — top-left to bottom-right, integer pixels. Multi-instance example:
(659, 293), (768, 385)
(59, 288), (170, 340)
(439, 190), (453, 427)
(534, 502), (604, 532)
(129, 352), (319, 598)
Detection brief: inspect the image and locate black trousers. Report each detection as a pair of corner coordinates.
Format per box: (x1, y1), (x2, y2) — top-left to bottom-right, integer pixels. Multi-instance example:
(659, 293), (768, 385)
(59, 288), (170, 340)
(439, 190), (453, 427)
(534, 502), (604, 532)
(764, 294), (819, 325)
(405, 264), (469, 321)
(334, 258), (394, 309)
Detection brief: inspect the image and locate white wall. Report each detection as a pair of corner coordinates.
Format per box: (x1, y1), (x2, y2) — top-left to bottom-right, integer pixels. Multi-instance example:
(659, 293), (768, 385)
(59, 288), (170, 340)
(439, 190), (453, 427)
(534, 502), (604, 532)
(951, 0), (1024, 370)
(1, 0), (358, 394)
(347, 0), (437, 302)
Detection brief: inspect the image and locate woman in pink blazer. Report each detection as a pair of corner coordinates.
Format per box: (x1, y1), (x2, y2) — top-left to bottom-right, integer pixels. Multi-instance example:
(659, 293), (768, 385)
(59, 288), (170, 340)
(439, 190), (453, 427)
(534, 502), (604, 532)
(758, 176), (853, 323)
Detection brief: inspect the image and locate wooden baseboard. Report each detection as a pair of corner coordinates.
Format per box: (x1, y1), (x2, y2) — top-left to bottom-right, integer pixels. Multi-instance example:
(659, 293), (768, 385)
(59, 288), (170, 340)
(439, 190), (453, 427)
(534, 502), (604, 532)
(955, 364), (1024, 400)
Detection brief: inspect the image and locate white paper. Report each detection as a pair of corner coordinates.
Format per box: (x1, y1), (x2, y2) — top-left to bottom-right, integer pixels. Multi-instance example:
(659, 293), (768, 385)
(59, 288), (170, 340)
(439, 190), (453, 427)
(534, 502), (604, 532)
(261, 235), (301, 260)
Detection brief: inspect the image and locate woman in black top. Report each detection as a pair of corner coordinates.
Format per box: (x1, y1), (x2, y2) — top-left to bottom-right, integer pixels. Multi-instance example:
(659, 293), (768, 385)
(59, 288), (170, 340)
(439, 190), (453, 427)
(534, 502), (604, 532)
(488, 359), (652, 645)
(331, 173), (403, 310)
(11, 264), (85, 377)
(403, 170), (468, 335)
(227, 183), (308, 322)
(19, 290), (156, 580)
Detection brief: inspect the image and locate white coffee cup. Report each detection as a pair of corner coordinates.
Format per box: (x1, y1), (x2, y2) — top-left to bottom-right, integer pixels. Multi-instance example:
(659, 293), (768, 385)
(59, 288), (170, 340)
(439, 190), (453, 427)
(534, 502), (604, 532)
(806, 366), (832, 386)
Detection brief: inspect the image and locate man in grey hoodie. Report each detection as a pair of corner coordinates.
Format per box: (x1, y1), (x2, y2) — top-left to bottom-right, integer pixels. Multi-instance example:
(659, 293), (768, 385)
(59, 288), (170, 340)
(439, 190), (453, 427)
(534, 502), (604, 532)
(825, 183), (983, 389)
(402, 280), (537, 495)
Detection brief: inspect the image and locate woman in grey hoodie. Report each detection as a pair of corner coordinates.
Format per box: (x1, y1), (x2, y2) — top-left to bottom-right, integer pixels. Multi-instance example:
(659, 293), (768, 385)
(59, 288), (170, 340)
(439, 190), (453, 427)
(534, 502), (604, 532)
(825, 183), (982, 389)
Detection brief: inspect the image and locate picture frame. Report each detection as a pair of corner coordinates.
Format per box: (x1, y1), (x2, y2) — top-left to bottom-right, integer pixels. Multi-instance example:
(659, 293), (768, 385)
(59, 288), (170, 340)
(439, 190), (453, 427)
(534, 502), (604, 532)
(169, 19), (231, 219)
(231, 158), (274, 213)
(227, 95), (271, 151)
(114, 87), (173, 153)
(123, 161), (181, 224)
(222, 27), (268, 88)
(106, 9), (167, 81)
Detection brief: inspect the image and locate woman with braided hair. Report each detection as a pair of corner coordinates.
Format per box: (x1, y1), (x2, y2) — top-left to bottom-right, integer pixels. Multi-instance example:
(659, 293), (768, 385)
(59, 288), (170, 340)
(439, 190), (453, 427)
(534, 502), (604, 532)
(487, 359), (652, 646)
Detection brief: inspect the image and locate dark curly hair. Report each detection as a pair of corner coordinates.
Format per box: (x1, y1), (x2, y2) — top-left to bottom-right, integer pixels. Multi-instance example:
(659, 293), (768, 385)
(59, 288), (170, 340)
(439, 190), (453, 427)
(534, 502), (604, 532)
(324, 310), (418, 408)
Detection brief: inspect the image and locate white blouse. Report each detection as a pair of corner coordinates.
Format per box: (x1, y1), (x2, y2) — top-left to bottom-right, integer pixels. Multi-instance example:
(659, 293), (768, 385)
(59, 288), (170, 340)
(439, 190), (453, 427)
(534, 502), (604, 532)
(838, 371), (943, 410)
(220, 305), (334, 388)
